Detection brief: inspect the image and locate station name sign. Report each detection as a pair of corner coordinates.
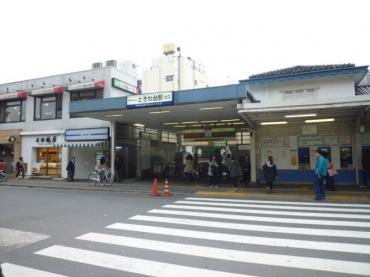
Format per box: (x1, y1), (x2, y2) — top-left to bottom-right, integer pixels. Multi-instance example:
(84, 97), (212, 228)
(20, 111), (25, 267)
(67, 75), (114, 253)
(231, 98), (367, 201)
(126, 91), (173, 109)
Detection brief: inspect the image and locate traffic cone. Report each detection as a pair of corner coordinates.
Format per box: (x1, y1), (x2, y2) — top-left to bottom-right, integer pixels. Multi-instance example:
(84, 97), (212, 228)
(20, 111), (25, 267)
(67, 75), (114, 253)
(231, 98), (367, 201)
(151, 178), (160, 196)
(163, 179), (172, 197)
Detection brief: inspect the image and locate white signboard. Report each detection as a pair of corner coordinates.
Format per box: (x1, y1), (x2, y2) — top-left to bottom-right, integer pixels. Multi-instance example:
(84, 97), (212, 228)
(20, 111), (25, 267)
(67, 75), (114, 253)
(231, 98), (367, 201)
(261, 136), (289, 147)
(126, 92), (173, 108)
(65, 128), (109, 141)
(302, 125), (317, 135)
(298, 136), (322, 146)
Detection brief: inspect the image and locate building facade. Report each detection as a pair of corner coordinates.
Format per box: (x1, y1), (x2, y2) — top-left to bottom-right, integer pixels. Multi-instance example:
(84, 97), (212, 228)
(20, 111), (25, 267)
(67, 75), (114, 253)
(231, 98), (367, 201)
(142, 43), (215, 93)
(0, 64), (137, 179)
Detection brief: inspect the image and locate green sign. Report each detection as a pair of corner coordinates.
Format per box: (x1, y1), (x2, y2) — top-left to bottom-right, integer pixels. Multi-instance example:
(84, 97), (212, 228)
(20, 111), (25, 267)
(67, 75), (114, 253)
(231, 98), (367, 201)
(112, 78), (136, 94)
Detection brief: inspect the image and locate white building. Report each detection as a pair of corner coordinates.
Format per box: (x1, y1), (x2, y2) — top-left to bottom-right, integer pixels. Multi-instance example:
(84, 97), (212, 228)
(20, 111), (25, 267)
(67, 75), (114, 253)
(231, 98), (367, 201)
(0, 61), (137, 179)
(142, 43), (215, 93)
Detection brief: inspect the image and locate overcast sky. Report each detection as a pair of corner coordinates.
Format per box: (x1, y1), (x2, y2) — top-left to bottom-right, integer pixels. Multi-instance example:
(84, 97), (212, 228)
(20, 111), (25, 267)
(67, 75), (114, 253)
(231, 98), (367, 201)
(0, 0), (369, 85)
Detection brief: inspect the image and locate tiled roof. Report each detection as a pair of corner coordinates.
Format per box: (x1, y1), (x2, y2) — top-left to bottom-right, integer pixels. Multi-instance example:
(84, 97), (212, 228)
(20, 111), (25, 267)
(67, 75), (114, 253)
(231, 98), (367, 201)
(249, 64), (356, 79)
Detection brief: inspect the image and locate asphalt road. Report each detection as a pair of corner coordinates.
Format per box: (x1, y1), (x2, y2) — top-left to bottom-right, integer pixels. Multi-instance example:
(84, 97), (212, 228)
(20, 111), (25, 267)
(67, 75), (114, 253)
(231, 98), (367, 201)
(1, 186), (370, 277)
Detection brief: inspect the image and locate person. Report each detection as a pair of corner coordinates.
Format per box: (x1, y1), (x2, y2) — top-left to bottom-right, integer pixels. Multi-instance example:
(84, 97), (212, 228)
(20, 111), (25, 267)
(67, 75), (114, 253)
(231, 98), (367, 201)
(314, 149), (329, 200)
(229, 156), (240, 189)
(326, 162), (338, 191)
(241, 155), (251, 186)
(97, 156), (106, 181)
(184, 154), (195, 183)
(361, 151), (370, 188)
(66, 156), (75, 182)
(15, 156), (25, 179)
(208, 155), (219, 189)
(115, 155), (124, 182)
(262, 156), (277, 193)
(193, 153), (199, 179)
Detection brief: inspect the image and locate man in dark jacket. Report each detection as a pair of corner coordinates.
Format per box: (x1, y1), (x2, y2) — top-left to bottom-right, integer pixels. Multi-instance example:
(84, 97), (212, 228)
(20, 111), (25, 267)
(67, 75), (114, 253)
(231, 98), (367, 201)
(66, 156), (75, 182)
(263, 156), (278, 193)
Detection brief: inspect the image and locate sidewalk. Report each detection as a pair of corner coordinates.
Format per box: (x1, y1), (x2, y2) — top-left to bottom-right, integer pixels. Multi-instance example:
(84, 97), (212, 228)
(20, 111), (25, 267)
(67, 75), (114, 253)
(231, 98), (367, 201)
(1, 177), (370, 202)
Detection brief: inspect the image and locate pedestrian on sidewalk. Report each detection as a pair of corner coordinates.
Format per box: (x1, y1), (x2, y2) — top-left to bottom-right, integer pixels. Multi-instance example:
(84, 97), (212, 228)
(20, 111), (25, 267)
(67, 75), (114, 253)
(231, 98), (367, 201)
(15, 156), (25, 179)
(66, 156), (75, 182)
(361, 150), (370, 188)
(184, 154), (195, 183)
(326, 162), (338, 191)
(229, 156), (240, 190)
(241, 155), (251, 186)
(208, 155), (219, 189)
(314, 149), (328, 200)
(262, 156), (277, 193)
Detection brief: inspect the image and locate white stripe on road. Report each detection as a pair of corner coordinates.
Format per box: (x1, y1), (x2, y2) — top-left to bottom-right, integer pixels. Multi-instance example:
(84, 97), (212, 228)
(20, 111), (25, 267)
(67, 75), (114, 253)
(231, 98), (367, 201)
(163, 204), (370, 220)
(36, 245), (253, 277)
(186, 197), (370, 208)
(0, 227), (49, 248)
(1, 263), (67, 277)
(130, 215), (370, 239)
(149, 209), (370, 228)
(177, 200), (370, 213)
(76, 233), (370, 276)
(106, 223), (370, 254)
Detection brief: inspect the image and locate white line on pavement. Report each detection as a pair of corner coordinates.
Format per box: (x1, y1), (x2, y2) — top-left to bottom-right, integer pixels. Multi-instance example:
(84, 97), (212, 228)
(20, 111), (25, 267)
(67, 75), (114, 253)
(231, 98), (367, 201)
(1, 263), (67, 277)
(148, 209), (370, 228)
(176, 200), (370, 213)
(106, 223), (370, 254)
(0, 227), (49, 248)
(186, 197), (370, 208)
(35, 245), (254, 277)
(130, 215), (370, 239)
(163, 204), (370, 220)
(76, 233), (370, 276)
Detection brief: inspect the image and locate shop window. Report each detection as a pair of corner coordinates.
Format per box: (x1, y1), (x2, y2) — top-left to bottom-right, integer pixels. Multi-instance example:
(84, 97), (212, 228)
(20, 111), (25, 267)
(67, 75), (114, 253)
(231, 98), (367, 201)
(0, 100), (26, 123)
(70, 89), (103, 101)
(34, 95), (63, 120)
(34, 147), (62, 177)
(340, 147), (353, 169)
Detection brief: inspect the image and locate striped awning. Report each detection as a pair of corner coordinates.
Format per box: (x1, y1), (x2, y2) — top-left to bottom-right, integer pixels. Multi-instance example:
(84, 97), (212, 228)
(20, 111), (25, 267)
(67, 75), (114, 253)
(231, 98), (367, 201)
(53, 141), (110, 148)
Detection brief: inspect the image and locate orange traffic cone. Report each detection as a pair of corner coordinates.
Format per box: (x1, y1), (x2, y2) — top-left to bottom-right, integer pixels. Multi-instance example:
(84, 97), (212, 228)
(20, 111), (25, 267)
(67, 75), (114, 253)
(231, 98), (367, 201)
(151, 178), (160, 196)
(163, 179), (172, 197)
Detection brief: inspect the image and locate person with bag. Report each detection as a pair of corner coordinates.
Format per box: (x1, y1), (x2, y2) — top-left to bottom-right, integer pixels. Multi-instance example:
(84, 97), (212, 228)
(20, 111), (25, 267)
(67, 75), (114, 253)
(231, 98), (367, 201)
(326, 162), (338, 191)
(262, 156), (278, 193)
(15, 156), (25, 179)
(314, 149), (329, 200)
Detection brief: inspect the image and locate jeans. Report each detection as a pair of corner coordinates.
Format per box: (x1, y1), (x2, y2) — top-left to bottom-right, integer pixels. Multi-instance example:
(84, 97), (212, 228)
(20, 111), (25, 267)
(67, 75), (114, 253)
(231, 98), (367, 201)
(314, 176), (326, 199)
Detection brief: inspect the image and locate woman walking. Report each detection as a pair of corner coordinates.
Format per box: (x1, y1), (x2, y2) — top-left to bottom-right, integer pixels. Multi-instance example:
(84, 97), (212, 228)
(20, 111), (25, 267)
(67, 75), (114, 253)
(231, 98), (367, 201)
(208, 155), (219, 189)
(326, 162), (337, 191)
(229, 156), (240, 189)
(262, 156), (277, 193)
(184, 154), (195, 183)
(314, 149), (328, 200)
(15, 156), (25, 179)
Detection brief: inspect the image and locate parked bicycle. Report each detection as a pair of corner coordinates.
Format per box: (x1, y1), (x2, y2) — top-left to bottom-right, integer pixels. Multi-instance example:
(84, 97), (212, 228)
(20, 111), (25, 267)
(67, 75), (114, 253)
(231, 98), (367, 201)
(0, 170), (8, 182)
(88, 167), (114, 186)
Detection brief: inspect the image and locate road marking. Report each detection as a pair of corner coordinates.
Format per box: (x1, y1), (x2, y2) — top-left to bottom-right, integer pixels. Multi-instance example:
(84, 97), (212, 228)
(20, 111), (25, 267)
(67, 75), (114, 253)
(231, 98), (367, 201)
(36, 245), (253, 277)
(0, 227), (49, 248)
(148, 209), (370, 228)
(186, 197), (370, 208)
(130, 215), (370, 238)
(176, 200), (370, 213)
(1, 263), (67, 277)
(106, 223), (370, 254)
(76, 233), (370, 276)
(163, 204), (370, 220)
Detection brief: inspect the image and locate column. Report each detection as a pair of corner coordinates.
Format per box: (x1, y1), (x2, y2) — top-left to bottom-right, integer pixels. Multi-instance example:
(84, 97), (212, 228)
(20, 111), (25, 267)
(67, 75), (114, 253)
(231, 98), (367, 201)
(250, 130), (257, 183)
(110, 121), (116, 178)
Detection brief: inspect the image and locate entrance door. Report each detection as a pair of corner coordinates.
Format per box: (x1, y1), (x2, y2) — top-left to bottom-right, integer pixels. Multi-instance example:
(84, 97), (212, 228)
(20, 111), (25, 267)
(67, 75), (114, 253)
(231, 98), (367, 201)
(36, 147), (62, 177)
(0, 144), (14, 173)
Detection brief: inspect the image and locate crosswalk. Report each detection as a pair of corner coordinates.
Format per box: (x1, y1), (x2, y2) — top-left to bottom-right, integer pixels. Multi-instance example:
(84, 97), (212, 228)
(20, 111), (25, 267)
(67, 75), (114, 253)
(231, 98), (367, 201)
(2, 196), (370, 276)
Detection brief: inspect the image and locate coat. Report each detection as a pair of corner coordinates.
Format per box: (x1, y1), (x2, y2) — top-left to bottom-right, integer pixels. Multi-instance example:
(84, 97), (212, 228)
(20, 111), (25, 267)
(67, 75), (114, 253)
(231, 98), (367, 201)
(262, 163), (277, 183)
(66, 160), (75, 175)
(184, 159), (195, 174)
(229, 160), (240, 178)
(315, 156), (328, 177)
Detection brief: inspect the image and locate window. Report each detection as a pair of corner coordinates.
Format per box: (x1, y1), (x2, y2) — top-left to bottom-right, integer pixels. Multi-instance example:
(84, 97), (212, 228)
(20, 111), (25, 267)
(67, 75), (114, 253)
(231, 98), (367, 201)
(236, 132), (250, 144)
(165, 75), (174, 82)
(34, 95), (63, 120)
(0, 100), (26, 123)
(70, 89), (103, 101)
(161, 132), (177, 143)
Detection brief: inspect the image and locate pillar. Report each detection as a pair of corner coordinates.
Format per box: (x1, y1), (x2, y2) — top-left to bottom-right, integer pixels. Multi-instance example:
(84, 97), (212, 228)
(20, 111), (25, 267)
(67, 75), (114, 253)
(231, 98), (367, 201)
(250, 130), (257, 183)
(110, 121), (116, 178)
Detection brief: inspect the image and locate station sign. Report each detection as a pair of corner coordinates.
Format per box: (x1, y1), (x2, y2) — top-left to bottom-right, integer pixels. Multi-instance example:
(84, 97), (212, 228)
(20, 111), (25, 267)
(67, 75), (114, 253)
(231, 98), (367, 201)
(65, 127), (109, 141)
(112, 78), (137, 94)
(126, 91), (173, 109)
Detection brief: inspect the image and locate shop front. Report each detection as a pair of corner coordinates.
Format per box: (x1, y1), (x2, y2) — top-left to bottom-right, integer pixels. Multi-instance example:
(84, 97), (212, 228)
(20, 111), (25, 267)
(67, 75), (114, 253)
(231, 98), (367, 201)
(0, 129), (21, 174)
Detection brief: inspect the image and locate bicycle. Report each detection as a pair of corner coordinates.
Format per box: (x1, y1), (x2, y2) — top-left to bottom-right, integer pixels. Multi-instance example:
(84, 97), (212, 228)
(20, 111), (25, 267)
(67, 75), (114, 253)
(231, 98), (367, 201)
(88, 168), (114, 186)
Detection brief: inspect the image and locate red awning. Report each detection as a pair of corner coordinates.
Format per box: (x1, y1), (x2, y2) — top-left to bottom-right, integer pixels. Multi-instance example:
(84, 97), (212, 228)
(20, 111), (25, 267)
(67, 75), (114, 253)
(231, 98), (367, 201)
(0, 91), (28, 101)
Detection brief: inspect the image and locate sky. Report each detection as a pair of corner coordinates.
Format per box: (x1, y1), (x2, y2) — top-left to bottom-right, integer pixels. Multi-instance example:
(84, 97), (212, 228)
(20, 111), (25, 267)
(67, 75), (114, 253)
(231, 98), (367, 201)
(0, 0), (369, 85)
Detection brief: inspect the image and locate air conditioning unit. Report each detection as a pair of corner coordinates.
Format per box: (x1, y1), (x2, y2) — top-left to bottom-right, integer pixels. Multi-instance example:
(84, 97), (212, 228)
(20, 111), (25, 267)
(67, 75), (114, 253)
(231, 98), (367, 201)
(92, 62), (103, 69)
(106, 60), (117, 67)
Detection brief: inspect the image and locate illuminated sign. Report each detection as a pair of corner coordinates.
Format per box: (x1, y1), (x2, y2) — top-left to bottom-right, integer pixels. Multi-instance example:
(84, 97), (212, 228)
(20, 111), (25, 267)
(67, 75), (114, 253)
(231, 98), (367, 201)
(112, 78), (137, 94)
(126, 91), (173, 109)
